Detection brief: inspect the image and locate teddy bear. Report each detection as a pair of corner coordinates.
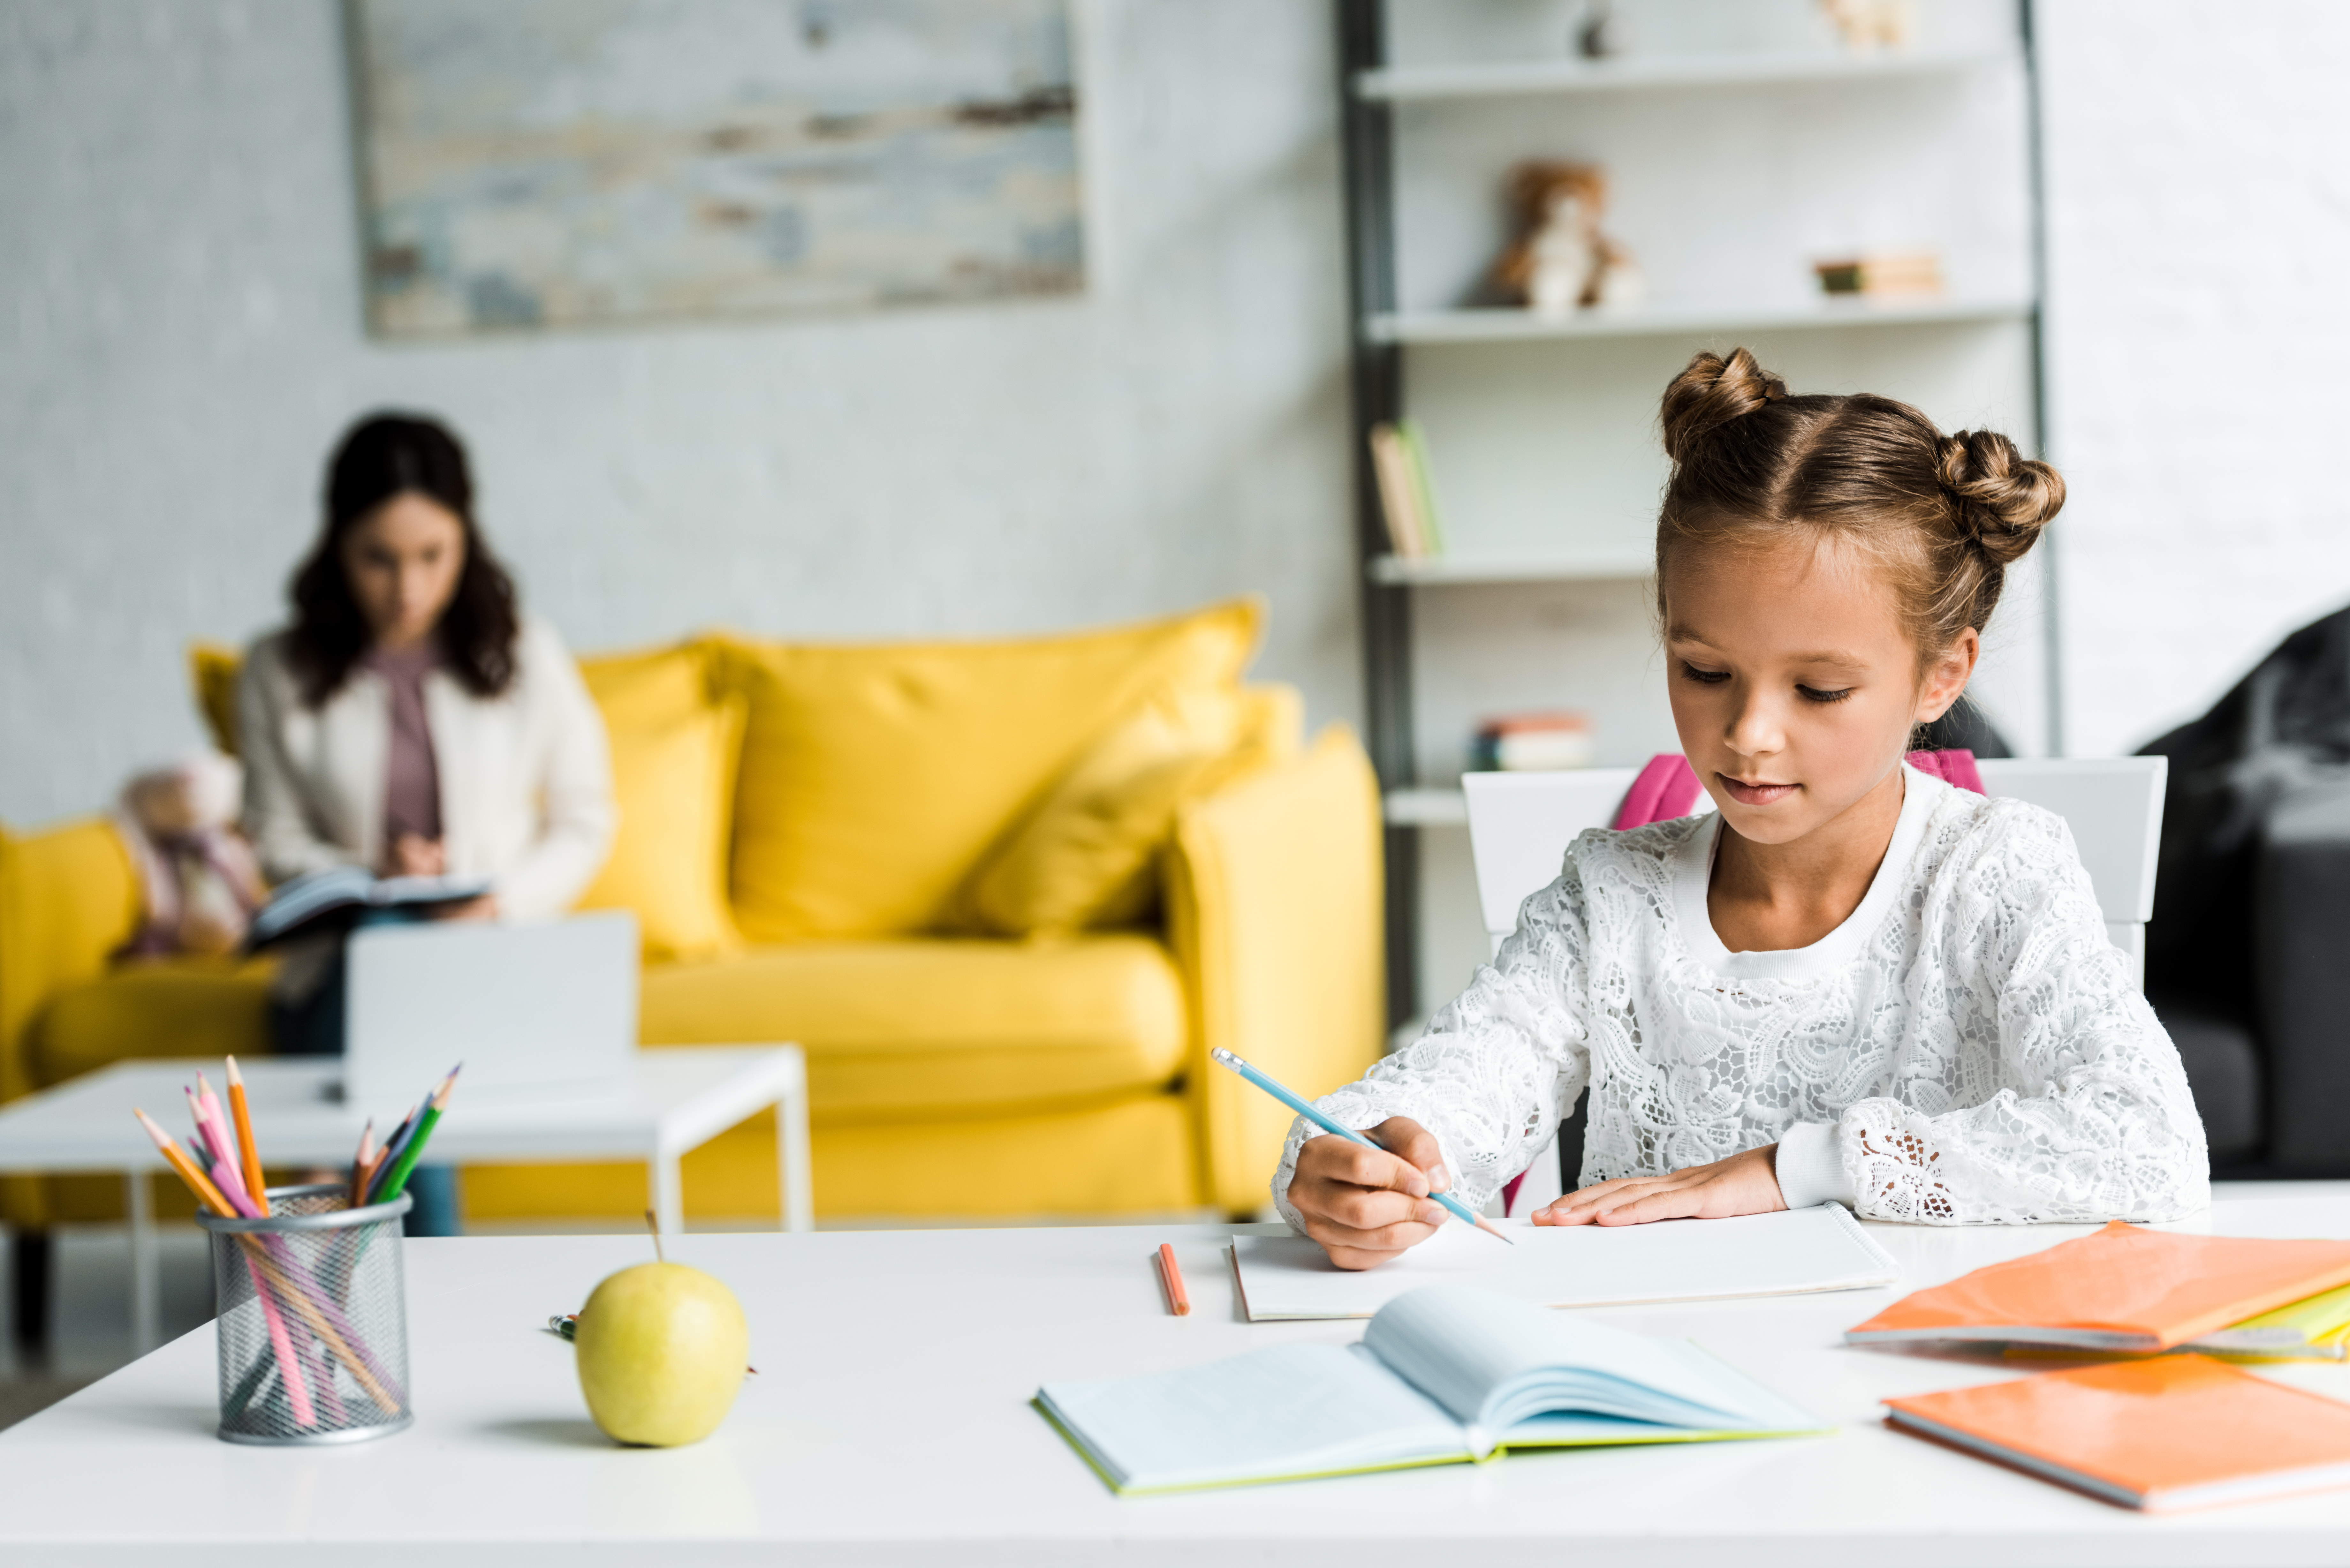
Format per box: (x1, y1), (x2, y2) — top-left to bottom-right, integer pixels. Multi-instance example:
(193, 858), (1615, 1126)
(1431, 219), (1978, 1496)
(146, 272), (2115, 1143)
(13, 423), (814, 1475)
(1490, 161), (1644, 318)
(115, 752), (267, 958)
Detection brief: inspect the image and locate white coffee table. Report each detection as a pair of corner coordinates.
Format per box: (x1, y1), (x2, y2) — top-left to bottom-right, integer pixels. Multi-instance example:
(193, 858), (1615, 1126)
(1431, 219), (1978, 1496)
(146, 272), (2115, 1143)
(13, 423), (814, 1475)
(5, 1187), (2350, 1563)
(0, 1046), (811, 1350)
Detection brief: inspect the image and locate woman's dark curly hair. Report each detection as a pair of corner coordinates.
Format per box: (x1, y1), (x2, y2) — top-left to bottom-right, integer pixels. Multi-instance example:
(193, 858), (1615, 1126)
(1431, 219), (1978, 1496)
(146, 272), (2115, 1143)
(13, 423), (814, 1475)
(286, 413), (519, 707)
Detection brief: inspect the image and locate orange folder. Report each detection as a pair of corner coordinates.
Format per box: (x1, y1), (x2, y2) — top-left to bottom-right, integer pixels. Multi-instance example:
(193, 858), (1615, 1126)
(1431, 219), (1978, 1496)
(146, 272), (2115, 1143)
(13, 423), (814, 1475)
(1846, 1221), (2350, 1352)
(1885, 1355), (2350, 1511)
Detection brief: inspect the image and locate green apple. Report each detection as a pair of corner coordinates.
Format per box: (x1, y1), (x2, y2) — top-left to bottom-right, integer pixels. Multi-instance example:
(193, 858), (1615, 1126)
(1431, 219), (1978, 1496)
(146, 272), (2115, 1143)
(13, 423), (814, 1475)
(573, 1262), (749, 1446)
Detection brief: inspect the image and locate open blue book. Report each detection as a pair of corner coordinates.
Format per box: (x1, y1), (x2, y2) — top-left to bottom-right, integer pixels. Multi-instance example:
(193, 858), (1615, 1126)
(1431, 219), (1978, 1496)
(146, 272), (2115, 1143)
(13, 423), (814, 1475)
(1036, 1284), (1826, 1495)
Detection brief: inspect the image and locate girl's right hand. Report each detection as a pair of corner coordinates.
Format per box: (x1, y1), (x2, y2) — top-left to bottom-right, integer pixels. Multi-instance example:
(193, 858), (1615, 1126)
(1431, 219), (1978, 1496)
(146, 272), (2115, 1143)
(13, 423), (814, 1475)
(1289, 1117), (1453, 1270)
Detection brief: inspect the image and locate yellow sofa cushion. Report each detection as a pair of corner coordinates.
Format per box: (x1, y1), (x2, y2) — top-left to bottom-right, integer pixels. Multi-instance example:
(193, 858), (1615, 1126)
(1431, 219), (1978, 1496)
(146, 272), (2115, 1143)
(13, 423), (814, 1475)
(966, 682), (1306, 936)
(29, 958), (274, 1089)
(460, 1089), (1200, 1224)
(638, 934), (1187, 1122)
(713, 598), (1261, 941)
(576, 644), (743, 962)
(966, 686), (1245, 935)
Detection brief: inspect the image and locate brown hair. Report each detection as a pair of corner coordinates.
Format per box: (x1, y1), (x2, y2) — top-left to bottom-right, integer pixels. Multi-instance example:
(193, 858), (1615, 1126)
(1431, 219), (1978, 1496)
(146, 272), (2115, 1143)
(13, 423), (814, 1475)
(287, 413), (520, 707)
(1655, 347), (2063, 665)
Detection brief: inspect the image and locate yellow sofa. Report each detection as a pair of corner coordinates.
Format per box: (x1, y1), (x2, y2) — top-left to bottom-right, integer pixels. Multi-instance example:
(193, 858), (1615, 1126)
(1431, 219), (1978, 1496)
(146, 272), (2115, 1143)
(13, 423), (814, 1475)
(0, 601), (1383, 1229)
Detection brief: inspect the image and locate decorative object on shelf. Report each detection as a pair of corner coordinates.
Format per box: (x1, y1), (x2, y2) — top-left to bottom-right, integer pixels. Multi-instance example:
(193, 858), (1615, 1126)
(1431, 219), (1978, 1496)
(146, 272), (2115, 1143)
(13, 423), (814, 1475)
(1574, 2), (1626, 60)
(1490, 163), (1644, 318)
(1820, 0), (1919, 52)
(1472, 712), (1595, 773)
(1814, 250), (1944, 298)
(348, 0), (1082, 337)
(1369, 420), (1448, 559)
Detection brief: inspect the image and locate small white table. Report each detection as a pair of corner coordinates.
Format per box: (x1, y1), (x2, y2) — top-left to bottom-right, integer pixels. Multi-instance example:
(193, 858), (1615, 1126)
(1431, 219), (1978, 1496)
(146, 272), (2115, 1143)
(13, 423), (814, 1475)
(5, 1186), (2350, 1563)
(0, 1046), (812, 1350)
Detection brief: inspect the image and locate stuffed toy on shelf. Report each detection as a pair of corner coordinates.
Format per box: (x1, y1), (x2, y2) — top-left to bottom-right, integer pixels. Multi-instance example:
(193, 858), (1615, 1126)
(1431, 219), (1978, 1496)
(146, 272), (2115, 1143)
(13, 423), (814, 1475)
(1489, 162), (1644, 317)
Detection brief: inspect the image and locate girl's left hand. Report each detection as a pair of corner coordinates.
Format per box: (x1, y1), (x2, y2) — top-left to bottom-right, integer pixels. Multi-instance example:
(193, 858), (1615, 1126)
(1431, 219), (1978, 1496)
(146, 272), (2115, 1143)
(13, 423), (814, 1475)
(1533, 1144), (1786, 1226)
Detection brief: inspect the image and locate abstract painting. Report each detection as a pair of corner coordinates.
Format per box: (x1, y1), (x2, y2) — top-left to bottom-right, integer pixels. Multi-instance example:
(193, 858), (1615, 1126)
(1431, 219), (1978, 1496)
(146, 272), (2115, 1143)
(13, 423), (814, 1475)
(349, 0), (1083, 336)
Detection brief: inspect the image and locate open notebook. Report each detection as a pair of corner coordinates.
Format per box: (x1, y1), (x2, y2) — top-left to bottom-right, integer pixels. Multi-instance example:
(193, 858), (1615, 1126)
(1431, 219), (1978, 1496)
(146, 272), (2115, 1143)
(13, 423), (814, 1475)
(1231, 1203), (1898, 1322)
(1036, 1285), (1826, 1495)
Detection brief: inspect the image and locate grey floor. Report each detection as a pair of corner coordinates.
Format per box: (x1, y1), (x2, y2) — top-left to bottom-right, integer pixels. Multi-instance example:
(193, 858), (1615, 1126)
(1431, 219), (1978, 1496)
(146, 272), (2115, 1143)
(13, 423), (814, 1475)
(0, 1224), (218, 1430)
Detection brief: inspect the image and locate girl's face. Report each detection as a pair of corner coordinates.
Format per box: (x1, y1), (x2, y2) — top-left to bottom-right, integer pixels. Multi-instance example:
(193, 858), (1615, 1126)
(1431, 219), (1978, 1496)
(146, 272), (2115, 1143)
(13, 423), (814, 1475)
(341, 491), (467, 652)
(1663, 533), (1975, 848)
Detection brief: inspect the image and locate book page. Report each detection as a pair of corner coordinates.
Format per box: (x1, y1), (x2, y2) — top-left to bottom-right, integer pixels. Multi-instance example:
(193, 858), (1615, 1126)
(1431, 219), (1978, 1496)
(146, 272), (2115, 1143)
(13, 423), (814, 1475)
(1365, 1285), (1815, 1433)
(1232, 1204), (1897, 1321)
(1036, 1342), (1468, 1494)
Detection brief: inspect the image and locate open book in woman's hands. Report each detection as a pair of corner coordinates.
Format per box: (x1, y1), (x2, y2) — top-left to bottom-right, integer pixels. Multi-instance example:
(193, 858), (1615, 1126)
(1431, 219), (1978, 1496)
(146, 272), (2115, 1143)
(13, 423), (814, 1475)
(1035, 1284), (1826, 1495)
(247, 865), (495, 949)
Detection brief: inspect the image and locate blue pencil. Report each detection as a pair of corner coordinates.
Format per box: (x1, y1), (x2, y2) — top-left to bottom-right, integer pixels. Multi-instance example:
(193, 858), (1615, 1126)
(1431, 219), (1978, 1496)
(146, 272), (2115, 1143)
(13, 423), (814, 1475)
(1209, 1047), (1512, 1244)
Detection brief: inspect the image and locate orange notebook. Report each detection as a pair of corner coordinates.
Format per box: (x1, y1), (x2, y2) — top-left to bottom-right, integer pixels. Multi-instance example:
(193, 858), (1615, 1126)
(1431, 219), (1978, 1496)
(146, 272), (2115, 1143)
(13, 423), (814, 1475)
(1846, 1221), (2350, 1352)
(1885, 1356), (2350, 1511)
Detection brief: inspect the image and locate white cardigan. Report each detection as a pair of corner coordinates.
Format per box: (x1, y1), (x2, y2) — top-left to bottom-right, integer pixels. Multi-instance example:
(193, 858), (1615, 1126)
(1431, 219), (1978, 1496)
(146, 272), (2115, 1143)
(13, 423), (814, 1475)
(1274, 766), (2209, 1228)
(237, 615), (615, 923)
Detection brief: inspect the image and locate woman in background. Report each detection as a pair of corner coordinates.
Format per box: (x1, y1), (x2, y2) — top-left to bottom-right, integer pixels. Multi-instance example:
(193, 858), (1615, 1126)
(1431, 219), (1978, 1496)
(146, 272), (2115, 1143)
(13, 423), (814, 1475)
(239, 413), (614, 1234)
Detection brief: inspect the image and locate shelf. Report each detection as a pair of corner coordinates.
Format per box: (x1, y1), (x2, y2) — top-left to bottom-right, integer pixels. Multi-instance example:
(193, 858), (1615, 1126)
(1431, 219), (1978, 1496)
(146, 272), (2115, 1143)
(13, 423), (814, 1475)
(1383, 788), (1469, 827)
(1370, 552), (1651, 586)
(1369, 295), (2035, 346)
(1355, 45), (2018, 103)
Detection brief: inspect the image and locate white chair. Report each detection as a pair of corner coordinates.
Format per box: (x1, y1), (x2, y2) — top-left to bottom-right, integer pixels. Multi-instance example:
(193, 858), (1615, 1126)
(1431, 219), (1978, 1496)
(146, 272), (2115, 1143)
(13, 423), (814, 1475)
(1459, 754), (2169, 1215)
(1463, 756), (2167, 986)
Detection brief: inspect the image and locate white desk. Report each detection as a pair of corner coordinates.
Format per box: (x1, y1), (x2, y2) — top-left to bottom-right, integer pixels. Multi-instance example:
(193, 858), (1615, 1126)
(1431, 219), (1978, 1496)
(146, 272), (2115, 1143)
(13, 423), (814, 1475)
(5, 1186), (2350, 1564)
(0, 1047), (812, 1350)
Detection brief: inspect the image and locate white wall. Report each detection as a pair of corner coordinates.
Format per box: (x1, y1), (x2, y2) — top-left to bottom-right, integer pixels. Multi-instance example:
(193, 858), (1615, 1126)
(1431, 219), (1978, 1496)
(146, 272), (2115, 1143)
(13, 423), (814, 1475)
(2039, 0), (2350, 757)
(0, 0), (1359, 823)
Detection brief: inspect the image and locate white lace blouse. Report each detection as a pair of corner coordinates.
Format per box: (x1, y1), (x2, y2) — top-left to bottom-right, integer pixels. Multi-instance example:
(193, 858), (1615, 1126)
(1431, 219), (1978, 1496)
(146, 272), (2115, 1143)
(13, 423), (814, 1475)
(1274, 765), (2210, 1229)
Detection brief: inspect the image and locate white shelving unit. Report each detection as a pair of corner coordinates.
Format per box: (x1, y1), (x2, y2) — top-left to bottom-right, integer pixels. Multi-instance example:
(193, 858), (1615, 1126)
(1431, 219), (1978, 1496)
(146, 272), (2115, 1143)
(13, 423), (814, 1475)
(1357, 42), (2020, 102)
(1340, 0), (2049, 1025)
(1368, 550), (1651, 586)
(1369, 293), (2034, 346)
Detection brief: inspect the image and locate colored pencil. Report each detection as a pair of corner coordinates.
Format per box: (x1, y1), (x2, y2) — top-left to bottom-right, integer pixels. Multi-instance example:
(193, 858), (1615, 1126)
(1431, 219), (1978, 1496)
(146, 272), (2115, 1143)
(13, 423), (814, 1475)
(134, 1110), (234, 1217)
(225, 1056), (267, 1209)
(1156, 1243), (1191, 1316)
(1206, 1047), (1513, 1245)
(348, 1119), (377, 1209)
(371, 1067), (459, 1205)
(366, 1104), (420, 1201)
(195, 1073), (231, 1165)
(138, 1105), (318, 1425)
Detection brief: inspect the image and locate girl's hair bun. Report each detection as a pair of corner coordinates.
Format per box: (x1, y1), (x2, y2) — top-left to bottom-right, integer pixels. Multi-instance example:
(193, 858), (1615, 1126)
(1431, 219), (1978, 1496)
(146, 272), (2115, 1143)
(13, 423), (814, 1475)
(1935, 430), (2064, 565)
(1660, 347), (1787, 462)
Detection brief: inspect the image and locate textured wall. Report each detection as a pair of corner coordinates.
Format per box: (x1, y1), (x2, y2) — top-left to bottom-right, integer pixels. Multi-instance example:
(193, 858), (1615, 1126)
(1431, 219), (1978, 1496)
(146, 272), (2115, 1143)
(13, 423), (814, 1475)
(0, 0), (1358, 822)
(2040, 0), (2350, 756)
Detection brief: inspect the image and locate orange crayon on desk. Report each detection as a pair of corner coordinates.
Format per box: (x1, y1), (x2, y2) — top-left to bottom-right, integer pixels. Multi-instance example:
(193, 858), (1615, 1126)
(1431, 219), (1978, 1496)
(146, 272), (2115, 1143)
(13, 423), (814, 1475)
(1156, 1243), (1190, 1316)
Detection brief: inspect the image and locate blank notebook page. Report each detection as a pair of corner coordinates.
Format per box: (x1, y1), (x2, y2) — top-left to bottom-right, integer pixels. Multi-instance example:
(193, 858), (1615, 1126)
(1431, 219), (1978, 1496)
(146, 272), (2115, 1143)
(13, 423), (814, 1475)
(1232, 1204), (1898, 1321)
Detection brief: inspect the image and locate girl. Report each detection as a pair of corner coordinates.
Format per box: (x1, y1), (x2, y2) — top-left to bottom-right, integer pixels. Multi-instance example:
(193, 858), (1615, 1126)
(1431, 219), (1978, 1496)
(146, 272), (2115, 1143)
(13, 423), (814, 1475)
(1281, 349), (2206, 1269)
(240, 413), (614, 1233)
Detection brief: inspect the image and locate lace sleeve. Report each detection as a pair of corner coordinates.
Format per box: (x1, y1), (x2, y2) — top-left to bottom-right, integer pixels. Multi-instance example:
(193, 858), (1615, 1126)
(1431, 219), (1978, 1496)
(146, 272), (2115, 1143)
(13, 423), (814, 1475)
(1838, 805), (2210, 1225)
(1271, 849), (1595, 1230)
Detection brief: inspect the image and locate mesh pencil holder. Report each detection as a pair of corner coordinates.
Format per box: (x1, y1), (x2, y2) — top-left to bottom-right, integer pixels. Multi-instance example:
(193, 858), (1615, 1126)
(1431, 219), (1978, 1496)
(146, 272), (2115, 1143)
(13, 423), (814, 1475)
(195, 1183), (414, 1445)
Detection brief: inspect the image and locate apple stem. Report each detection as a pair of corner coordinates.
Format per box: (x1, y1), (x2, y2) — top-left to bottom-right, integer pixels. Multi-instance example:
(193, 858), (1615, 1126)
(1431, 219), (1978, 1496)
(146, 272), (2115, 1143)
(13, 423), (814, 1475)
(644, 1207), (666, 1265)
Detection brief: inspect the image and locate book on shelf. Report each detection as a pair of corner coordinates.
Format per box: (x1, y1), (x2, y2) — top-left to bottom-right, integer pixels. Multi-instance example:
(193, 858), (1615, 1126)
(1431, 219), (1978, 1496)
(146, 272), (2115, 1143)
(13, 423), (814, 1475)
(1035, 1283), (1824, 1495)
(1368, 419), (1447, 559)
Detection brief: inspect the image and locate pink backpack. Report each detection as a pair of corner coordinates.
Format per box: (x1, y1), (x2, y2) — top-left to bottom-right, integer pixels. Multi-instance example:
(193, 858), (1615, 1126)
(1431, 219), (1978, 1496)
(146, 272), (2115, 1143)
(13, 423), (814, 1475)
(1494, 748), (1985, 1217)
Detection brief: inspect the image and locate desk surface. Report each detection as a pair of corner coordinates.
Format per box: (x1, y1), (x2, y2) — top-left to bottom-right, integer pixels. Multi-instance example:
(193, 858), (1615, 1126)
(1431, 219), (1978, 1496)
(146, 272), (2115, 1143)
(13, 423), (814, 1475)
(0, 1048), (803, 1170)
(8, 1186), (2350, 1566)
